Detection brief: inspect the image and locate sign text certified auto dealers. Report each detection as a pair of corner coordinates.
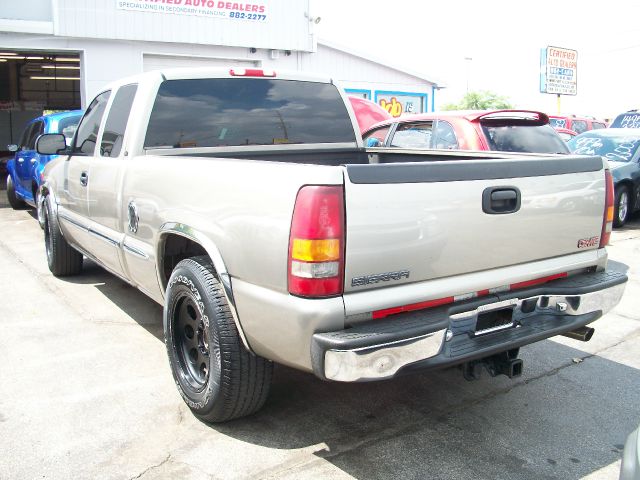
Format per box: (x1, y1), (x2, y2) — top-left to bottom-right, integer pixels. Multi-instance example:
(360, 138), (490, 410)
(540, 46), (578, 96)
(117, 0), (268, 22)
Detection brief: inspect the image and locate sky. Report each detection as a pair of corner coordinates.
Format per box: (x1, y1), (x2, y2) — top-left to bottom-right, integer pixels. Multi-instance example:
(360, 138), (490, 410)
(313, 0), (640, 120)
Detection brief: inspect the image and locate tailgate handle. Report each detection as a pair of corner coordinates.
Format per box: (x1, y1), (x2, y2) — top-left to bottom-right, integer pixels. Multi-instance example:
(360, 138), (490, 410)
(483, 187), (521, 214)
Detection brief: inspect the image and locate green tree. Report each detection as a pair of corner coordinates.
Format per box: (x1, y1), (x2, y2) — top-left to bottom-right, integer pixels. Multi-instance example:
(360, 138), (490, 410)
(442, 90), (513, 111)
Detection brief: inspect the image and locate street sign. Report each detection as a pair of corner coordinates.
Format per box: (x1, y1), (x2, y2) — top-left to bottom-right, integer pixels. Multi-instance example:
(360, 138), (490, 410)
(540, 46), (578, 96)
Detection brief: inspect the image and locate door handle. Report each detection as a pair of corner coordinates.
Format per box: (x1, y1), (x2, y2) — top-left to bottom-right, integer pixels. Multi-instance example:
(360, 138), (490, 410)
(80, 171), (88, 187)
(482, 187), (521, 214)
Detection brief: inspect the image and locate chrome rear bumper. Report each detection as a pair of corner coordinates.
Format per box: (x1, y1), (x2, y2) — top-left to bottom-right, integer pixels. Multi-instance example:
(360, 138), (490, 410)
(312, 270), (627, 382)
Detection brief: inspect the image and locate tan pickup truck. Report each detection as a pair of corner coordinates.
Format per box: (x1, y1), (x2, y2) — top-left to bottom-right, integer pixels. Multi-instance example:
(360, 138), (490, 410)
(36, 68), (627, 422)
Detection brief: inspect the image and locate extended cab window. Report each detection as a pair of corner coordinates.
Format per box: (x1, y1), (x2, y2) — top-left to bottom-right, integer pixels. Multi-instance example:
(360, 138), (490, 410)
(100, 84), (138, 157)
(390, 122), (433, 148)
(73, 91), (111, 155)
(144, 78), (356, 148)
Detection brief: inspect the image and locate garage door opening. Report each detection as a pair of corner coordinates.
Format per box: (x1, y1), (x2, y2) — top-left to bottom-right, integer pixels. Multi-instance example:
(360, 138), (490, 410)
(0, 49), (81, 164)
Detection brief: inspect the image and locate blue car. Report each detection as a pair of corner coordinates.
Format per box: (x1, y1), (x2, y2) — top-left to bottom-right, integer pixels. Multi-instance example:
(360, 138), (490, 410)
(6, 110), (83, 222)
(568, 128), (640, 227)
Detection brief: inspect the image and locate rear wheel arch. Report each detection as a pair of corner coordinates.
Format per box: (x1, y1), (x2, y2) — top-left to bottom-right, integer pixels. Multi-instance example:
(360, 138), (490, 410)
(157, 224), (252, 352)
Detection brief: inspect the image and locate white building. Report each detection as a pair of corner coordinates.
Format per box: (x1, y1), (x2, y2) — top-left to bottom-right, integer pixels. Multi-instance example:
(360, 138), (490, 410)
(0, 0), (439, 148)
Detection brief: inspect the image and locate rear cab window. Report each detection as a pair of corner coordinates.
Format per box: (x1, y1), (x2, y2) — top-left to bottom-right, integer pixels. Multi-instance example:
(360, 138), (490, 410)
(144, 78), (355, 149)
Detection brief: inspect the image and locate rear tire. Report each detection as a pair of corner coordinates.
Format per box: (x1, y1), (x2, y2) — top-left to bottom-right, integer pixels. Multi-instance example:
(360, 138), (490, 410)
(613, 185), (630, 228)
(6, 174), (25, 210)
(44, 198), (83, 276)
(164, 256), (273, 423)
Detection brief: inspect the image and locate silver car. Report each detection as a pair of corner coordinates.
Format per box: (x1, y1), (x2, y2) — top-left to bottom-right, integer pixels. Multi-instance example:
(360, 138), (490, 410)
(621, 424), (640, 480)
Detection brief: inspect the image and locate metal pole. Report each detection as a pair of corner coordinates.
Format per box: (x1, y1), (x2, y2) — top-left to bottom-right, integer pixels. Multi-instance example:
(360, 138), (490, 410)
(557, 93), (561, 114)
(464, 57), (472, 94)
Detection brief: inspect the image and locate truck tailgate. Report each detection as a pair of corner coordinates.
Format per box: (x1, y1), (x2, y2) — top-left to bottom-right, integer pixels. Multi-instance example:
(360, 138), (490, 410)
(343, 155), (606, 297)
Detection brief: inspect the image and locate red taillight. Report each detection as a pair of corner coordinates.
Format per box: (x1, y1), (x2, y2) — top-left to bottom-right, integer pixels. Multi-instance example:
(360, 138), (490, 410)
(288, 186), (345, 298)
(229, 68), (276, 77)
(600, 169), (614, 248)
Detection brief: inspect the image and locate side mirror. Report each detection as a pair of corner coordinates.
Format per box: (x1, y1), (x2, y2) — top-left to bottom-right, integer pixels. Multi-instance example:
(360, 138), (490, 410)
(7, 144), (18, 152)
(36, 134), (68, 155)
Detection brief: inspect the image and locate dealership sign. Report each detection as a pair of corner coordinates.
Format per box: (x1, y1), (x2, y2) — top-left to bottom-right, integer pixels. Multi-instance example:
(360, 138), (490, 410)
(117, 0), (268, 21)
(540, 46), (577, 96)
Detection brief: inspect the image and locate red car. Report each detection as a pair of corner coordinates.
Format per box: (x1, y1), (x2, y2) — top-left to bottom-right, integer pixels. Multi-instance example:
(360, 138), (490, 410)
(362, 110), (569, 154)
(548, 115), (607, 134)
(348, 96), (392, 134)
(555, 127), (578, 142)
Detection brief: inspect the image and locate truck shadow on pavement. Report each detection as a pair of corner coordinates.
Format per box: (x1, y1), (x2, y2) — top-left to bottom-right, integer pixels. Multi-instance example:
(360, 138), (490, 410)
(217, 340), (640, 480)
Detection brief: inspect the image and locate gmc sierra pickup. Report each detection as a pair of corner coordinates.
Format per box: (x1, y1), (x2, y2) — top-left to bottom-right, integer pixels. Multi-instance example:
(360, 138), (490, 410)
(36, 68), (627, 422)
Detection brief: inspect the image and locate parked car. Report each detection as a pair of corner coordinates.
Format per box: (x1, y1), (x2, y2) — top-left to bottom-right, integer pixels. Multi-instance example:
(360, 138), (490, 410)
(362, 109), (570, 154)
(6, 110), (82, 224)
(568, 129), (640, 227)
(555, 127), (578, 142)
(548, 115), (607, 134)
(610, 109), (640, 129)
(348, 96), (392, 134)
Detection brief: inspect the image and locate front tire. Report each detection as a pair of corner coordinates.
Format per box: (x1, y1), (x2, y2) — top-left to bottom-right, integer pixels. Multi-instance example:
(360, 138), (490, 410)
(613, 185), (630, 228)
(44, 198), (83, 276)
(6, 174), (25, 210)
(164, 256), (273, 423)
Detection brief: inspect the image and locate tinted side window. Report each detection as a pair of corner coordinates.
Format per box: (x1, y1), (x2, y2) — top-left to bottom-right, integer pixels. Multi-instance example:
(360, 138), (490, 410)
(571, 120), (588, 134)
(363, 126), (390, 147)
(73, 91), (111, 155)
(144, 78), (355, 148)
(591, 122), (606, 130)
(27, 121), (44, 150)
(100, 84), (138, 157)
(390, 122), (433, 148)
(432, 121), (458, 149)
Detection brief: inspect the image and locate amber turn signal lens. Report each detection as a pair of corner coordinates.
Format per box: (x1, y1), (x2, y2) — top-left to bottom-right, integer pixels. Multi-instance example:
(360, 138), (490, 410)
(291, 238), (340, 262)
